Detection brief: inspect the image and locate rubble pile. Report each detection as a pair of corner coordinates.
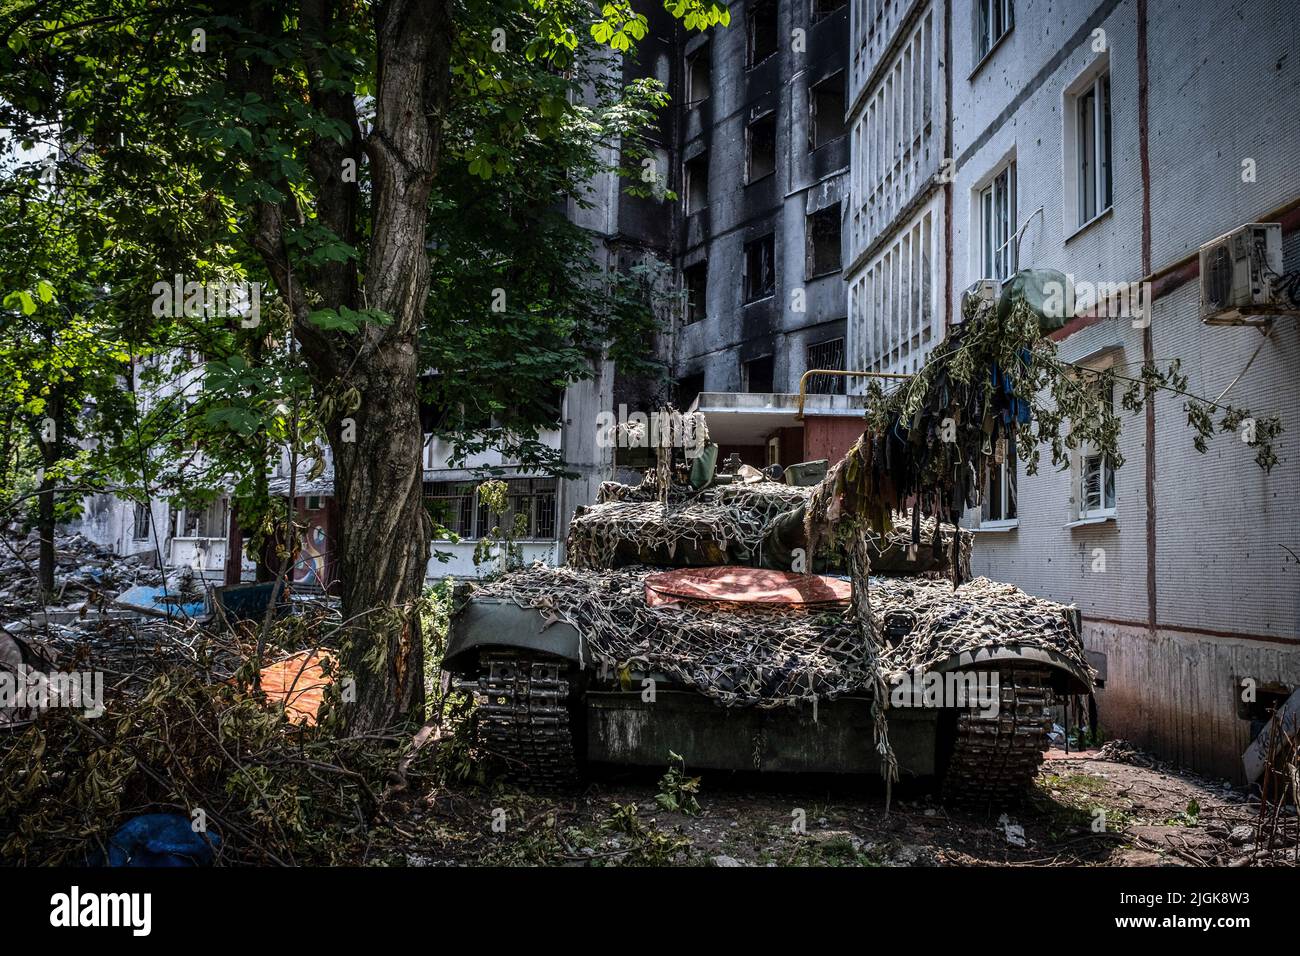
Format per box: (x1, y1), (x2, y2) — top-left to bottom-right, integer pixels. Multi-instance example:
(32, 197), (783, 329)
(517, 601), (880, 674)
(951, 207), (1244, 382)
(0, 527), (165, 621)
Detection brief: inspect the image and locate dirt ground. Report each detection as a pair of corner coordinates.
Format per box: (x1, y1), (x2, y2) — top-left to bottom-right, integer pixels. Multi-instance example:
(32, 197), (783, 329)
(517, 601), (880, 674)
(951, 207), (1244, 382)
(377, 744), (1298, 867)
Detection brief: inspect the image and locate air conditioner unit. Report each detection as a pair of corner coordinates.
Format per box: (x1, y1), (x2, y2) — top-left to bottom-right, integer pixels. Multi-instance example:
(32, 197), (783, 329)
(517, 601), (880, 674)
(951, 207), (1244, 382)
(1199, 222), (1290, 325)
(959, 279), (999, 323)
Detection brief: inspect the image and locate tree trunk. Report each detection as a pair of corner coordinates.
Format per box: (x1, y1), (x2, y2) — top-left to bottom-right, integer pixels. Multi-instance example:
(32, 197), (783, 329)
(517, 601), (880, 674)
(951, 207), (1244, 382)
(323, 0), (451, 733)
(235, 0), (452, 732)
(37, 454), (55, 598)
(36, 391), (62, 599)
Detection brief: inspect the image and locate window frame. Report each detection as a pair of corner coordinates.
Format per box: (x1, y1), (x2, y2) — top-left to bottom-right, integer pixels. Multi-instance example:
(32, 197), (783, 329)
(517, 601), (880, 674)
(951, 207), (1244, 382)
(743, 233), (777, 304)
(1074, 71), (1112, 229)
(745, 110), (777, 185)
(976, 0), (1014, 64)
(1070, 373), (1118, 524)
(743, 354), (776, 394)
(806, 201), (843, 279)
(805, 337), (847, 395)
(809, 70), (847, 151)
(978, 161), (1017, 282)
(685, 48), (710, 107)
(982, 435), (1018, 526)
(682, 260), (708, 325)
(683, 151), (709, 215)
(131, 502), (150, 541)
(746, 0), (779, 69)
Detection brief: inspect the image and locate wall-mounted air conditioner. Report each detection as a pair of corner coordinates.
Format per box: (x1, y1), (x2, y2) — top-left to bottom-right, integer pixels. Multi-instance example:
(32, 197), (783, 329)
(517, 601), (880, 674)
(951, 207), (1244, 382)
(1199, 223), (1292, 325)
(959, 279), (999, 323)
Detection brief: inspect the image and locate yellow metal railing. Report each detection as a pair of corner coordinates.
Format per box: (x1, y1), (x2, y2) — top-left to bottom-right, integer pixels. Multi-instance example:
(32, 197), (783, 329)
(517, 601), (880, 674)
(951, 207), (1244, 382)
(795, 369), (912, 420)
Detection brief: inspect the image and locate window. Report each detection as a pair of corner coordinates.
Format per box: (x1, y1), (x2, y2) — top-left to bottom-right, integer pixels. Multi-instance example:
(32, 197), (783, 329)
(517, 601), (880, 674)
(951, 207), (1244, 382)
(306, 495), (322, 511)
(684, 152), (709, 215)
(746, 0), (778, 68)
(809, 72), (846, 150)
(983, 436), (1018, 523)
(805, 338), (846, 394)
(686, 49), (710, 106)
(979, 162), (1016, 281)
(1074, 377), (1117, 520)
(812, 0), (846, 21)
(425, 481), (475, 537)
(178, 499), (228, 538)
(1074, 72), (1112, 226)
(746, 111), (776, 183)
(807, 202), (842, 278)
(676, 372), (706, 411)
(430, 478), (559, 540)
(977, 0), (1013, 62)
(132, 502), (150, 541)
(743, 234), (776, 302)
(509, 479), (557, 540)
(743, 355), (775, 394)
(1080, 452), (1116, 518)
(683, 261), (708, 324)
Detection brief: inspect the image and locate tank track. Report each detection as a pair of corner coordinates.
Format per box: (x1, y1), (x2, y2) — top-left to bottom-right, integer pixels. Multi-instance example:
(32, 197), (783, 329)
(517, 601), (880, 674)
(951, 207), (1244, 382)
(941, 665), (1054, 806)
(466, 650), (578, 787)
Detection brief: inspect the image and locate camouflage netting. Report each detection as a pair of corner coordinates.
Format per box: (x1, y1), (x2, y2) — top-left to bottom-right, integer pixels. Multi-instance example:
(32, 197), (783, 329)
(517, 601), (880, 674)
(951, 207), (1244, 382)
(469, 565), (1088, 709)
(872, 576), (1091, 679)
(568, 481), (809, 570)
(471, 563), (873, 707)
(569, 477), (972, 577)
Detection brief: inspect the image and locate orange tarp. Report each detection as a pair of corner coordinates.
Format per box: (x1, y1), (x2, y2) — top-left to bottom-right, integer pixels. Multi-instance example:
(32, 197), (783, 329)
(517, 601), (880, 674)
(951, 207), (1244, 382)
(644, 566), (851, 608)
(258, 649), (333, 725)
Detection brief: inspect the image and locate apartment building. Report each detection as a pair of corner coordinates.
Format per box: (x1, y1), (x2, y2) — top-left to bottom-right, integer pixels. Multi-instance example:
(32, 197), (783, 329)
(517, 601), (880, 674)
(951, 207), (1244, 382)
(849, 0), (1300, 777)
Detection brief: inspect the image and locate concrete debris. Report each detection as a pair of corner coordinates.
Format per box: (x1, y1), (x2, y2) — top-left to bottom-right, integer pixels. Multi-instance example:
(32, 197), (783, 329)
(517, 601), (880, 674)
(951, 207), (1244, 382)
(997, 813), (1027, 847)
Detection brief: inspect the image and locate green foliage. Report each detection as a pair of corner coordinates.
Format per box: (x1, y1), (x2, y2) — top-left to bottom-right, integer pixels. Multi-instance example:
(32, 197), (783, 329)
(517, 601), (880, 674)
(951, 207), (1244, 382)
(655, 750), (702, 815)
(600, 801), (691, 864)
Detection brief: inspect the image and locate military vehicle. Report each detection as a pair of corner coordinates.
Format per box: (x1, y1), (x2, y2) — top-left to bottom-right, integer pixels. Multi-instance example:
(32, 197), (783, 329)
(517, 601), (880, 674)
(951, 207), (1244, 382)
(443, 441), (1094, 804)
(443, 271), (1099, 804)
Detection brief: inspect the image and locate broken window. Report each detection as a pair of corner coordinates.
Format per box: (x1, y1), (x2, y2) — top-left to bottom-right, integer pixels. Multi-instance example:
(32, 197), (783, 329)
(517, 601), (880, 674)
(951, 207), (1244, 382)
(743, 355), (775, 394)
(746, 0), (778, 68)
(746, 111), (777, 183)
(809, 72), (846, 150)
(743, 233), (776, 303)
(683, 261), (708, 324)
(806, 202), (842, 278)
(178, 498), (228, 539)
(805, 338), (846, 394)
(686, 48), (710, 105)
(684, 152), (709, 215)
(676, 372), (706, 411)
(132, 502), (150, 541)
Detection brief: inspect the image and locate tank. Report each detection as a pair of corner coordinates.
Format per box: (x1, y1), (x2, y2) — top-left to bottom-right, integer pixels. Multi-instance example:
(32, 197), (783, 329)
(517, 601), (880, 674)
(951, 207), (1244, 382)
(443, 440), (1095, 805)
